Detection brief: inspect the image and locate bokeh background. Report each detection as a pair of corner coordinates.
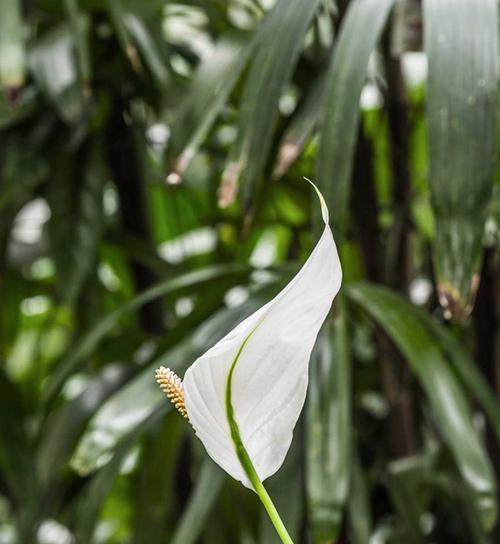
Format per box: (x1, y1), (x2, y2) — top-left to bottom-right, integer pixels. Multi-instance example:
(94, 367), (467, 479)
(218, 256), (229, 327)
(0, 0), (499, 543)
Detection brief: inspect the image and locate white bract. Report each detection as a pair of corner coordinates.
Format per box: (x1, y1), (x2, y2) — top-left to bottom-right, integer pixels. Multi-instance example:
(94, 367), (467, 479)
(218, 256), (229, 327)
(182, 182), (342, 488)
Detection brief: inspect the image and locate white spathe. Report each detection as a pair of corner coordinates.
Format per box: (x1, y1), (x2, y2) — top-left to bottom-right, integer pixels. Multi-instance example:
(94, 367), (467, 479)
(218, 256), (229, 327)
(183, 183), (342, 488)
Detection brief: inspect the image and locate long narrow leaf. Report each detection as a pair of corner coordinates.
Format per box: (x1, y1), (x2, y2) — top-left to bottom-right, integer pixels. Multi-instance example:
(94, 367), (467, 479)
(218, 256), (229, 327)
(43, 264), (251, 402)
(167, 33), (253, 184)
(170, 460), (225, 544)
(273, 71), (328, 180)
(74, 405), (168, 543)
(306, 304), (351, 543)
(0, 0), (25, 92)
(63, 0), (91, 90)
(424, 0), (498, 319)
(222, 0), (323, 207)
(347, 282), (498, 530)
(317, 0), (395, 237)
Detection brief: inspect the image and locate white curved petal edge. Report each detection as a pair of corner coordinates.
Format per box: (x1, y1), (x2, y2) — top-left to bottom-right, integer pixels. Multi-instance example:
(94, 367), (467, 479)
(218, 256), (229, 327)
(183, 182), (342, 488)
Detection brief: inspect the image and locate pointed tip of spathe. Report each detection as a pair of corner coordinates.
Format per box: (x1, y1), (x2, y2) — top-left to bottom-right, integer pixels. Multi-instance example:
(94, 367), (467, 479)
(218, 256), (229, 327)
(303, 177), (329, 225)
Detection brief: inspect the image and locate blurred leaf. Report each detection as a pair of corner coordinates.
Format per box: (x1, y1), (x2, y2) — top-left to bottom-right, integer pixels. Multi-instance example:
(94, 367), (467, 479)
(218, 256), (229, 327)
(386, 455), (435, 544)
(43, 263), (251, 402)
(0, 0), (26, 92)
(222, 0), (323, 207)
(124, 12), (170, 87)
(0, 368), (34, 501)
(347, 282), (498, 530)
(71, 287), (273, 473)
(37, 363), (132, 491)
(348, 450), (373, 544)
(170, 459), (225, 544)
(0, 129), (49, 214)
(317, 0), (394, 237)
(74, 404), (168, 543)
(0, 272), (25, 352)
(0, 88), (37, 129)
(132, 413), (183, 543)
(273, 71), (328, 180)
(29, 25), (85, 123)
(47, 142), (105, 306)
(424, 0), (498, 320)
(64, 0), (92, 89)
(106, 0), (142, 73)
(423, 318), (500, 445)
(306, 305), (351, 543)
(167, 32), (253, 183)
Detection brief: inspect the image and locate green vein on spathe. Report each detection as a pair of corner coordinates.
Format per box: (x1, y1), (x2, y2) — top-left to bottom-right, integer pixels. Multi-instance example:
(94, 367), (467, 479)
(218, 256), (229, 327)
(225, 323), (294, 544)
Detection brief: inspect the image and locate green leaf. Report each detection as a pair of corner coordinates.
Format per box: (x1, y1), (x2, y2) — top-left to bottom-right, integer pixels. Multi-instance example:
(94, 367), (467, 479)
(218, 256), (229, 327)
(29, 25), (85, 123)
(47, 142), (105, 306)
(423, 319), (500, 445)
(0, 0), (26, 91)
(347, 450), (372, 544)
(222, 0), (323, 207)
(347, 282), (498, 530)
(124, 12), (170, 87)
(386, 455), (435, 544)
(317, 0), (395, 237)
(106, 0), (142, 72)
(273, 71), (328, 180)
(424, 0), (498, 319)
(70, 289), (273, 474)
(0, 368), (35, 501)
(170, 460), (225, 544)
(36, 364), (132, 491)
(63, 0), (92, 89)
(132, 414), (183, 544)
(74, 405), (168, 543)
(306, 305), (351, 543)
(167, 32), (253, 184)
(43, 263), (251, 403)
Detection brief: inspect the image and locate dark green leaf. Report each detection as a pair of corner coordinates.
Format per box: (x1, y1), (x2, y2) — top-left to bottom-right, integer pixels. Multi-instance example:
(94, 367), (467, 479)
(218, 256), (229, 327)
(317, 0), (394, 237)
(273, 71), (328, 180)
(47, 142), (105, 306)
(167, 33), (253, 184)
(424, 0), (498, 319)
(306, 304), (351, 543)
(222, 0), (323, 207)
(64, 0), (92, 88)
(132, 414), (183, 544)
(43, 263), (251, 402)
(170, 460), (225, 544)
(74, 405), (168, 543)
(348, 450), (372, 544)
(347, 282), (497, 530)
(36, 364), (132, 490)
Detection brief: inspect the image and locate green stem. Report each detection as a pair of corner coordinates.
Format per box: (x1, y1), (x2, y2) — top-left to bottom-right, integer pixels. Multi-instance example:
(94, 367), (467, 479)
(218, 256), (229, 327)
(239, 445), (294, 544)
(225, 328), (295, 544)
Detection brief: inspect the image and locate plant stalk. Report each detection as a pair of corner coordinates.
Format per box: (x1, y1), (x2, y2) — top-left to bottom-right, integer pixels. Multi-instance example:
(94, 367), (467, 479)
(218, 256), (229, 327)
(225, 329), (294, 544)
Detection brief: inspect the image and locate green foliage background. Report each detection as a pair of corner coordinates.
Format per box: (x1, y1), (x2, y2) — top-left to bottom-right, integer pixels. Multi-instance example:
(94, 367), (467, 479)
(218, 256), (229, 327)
(0, 0), (499, 543)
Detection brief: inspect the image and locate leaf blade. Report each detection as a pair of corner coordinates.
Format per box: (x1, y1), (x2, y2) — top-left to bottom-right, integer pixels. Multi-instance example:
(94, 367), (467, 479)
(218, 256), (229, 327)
(347, 282), (498, 529)
(317, 0), (395, 237)
(424, 0), (498, 319)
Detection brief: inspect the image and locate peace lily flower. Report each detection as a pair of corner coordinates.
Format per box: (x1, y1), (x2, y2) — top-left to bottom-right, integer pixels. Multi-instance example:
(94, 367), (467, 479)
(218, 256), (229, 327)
(156, 180), (341, 544)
